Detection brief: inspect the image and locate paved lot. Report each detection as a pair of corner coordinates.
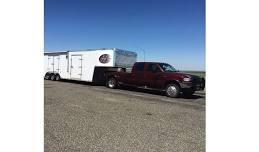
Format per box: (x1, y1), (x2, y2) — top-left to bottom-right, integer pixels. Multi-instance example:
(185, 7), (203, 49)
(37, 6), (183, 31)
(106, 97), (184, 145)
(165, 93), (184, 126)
(44, 80), (205, 152)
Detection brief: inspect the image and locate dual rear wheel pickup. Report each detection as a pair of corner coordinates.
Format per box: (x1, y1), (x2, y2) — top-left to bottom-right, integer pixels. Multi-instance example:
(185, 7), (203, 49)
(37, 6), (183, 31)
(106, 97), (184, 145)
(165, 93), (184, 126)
(105, 62), (205, 98)
(45, 61), (205, 98)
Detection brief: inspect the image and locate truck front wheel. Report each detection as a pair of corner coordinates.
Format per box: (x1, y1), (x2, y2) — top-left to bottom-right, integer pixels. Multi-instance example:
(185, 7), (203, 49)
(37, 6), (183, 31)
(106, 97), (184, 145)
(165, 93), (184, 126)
(165, 83), (180, 98)
(107, 77), (117, 89)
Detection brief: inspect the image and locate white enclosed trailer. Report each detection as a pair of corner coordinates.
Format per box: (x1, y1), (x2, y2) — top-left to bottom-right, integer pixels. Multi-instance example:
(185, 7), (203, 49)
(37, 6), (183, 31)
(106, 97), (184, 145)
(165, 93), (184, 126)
(44, 48), (137, 83)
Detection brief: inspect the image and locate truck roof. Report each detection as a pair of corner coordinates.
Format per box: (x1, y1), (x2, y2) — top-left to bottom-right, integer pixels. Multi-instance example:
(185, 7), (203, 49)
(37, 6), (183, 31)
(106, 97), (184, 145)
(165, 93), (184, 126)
(135, 62), (166, 64)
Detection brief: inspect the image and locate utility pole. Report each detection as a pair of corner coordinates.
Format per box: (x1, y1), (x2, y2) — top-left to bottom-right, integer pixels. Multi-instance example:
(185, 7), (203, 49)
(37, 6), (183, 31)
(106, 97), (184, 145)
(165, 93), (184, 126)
(140, 48), (146, 62)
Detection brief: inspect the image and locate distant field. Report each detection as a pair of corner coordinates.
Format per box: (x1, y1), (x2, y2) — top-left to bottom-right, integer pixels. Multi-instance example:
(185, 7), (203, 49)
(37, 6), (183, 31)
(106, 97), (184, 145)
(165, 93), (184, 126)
(126, 68), (206, 78)
(183, 71), (206, 78)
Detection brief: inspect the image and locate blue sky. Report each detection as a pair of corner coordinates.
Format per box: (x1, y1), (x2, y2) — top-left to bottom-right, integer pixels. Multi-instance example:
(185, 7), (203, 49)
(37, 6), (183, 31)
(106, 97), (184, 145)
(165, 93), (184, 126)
(45, 0), (205, 71)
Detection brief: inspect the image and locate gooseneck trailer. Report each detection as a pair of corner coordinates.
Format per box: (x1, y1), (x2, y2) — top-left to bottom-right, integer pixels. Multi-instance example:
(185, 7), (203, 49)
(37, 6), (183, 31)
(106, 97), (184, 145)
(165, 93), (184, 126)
(44, 48), (137, 83)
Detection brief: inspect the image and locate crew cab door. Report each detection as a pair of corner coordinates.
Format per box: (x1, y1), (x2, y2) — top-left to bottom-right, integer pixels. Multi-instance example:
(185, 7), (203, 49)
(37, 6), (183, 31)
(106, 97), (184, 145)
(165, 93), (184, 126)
(143, 63), (163, 88)
(129, 62), (145, 86)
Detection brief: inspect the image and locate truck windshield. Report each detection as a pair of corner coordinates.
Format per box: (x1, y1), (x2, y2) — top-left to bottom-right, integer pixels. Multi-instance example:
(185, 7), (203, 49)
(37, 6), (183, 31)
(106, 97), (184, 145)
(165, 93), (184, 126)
(159, 63), (177, 72)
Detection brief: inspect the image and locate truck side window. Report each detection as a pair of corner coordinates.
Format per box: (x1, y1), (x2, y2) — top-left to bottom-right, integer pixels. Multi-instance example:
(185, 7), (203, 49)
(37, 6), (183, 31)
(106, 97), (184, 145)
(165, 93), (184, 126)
(135, 63), (145, 71)
(147, 64), (158, 72)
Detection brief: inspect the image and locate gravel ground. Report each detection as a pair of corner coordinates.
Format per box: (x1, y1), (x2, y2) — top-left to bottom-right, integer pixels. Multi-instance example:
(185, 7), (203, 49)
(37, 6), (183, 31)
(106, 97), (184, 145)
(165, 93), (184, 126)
(44, 80), (205, 152)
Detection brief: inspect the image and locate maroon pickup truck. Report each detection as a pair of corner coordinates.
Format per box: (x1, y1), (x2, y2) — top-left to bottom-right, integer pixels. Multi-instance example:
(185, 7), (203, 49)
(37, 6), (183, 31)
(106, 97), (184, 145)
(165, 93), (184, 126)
(106, 62), (205, 98)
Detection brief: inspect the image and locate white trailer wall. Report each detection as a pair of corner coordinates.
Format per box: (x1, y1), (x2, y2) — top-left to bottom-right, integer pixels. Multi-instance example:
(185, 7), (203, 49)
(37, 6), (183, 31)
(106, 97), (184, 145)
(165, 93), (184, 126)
(44, 48), (137, 82)
(58, 55), (69, 79)
(44, 55), (49, 74)
(70, 49), (114, 81)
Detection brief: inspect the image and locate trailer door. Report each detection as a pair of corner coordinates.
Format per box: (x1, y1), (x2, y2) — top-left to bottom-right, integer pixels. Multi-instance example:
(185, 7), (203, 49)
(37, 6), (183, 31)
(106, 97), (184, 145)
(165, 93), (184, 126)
(53, 56), (60, 73)
(70, 55), (82, 79)
(47, 56), (54, 72)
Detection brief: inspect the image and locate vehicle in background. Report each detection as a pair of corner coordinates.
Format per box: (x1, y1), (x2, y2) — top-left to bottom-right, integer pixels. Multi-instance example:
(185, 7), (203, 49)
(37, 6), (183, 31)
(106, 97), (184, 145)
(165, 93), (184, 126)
(106, 62), (205, 98)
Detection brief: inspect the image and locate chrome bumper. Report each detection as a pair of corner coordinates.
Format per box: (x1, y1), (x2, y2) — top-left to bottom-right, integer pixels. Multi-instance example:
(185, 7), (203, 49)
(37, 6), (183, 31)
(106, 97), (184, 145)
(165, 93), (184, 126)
(180, 78), (205, 91)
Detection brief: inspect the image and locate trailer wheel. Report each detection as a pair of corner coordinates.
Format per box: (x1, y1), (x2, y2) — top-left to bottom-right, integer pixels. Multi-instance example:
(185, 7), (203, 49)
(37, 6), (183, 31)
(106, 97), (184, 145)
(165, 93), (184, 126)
(165, 83), (180, 98)
(50, 74), (56, 81)
(44, 73), (50, 80)
(107, 77), (117, 89)
(55, 74), (61, 81)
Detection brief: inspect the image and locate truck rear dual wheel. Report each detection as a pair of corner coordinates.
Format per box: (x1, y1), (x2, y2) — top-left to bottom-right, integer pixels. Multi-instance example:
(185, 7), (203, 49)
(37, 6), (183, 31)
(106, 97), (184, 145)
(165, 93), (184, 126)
(165, 83), (180, 98)
(106, 77), (117, 89)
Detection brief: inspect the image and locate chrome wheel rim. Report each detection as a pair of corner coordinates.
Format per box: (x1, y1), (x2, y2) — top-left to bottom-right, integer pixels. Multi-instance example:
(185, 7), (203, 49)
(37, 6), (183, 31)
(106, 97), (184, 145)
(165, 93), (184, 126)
(167, 85), (177, 96)
(108, 79), (115, 88)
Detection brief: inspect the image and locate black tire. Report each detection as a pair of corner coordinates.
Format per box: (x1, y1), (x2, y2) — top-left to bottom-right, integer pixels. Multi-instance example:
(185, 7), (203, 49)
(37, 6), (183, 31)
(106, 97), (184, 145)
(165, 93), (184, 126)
(106, 77), (117, 89)
(50, 74), (56, 81)
(55, 74), (61, 81)
(165, 83), (180, 98)
(44, 73), (50, 80)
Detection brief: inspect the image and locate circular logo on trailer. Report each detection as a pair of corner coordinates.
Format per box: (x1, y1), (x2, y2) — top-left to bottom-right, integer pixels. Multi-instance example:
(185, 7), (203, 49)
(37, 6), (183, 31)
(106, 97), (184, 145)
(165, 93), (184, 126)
(99, 54), (110, 64)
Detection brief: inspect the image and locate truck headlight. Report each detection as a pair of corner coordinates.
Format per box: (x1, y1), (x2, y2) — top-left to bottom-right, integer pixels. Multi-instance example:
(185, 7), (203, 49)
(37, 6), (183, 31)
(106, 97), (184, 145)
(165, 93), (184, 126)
(183, 77), (191, 82)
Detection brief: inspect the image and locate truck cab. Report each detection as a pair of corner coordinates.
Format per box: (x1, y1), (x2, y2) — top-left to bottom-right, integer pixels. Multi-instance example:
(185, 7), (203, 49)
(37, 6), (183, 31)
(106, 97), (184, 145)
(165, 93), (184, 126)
(106, 62), (205, 98)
